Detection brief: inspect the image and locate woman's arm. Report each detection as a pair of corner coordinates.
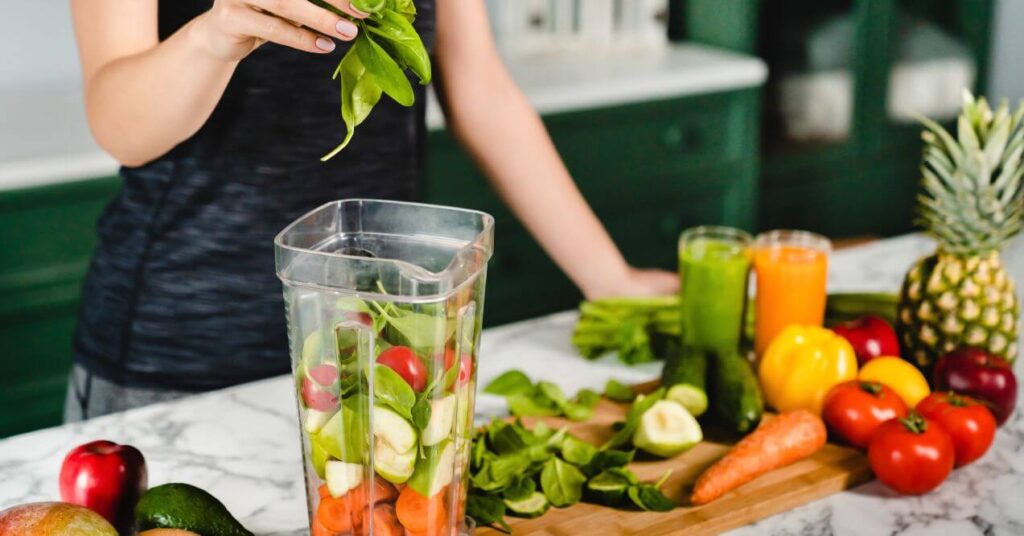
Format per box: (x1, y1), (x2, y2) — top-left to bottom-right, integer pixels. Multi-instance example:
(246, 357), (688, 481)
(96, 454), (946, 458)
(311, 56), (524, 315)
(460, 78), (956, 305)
(434, 1), (678, 299)
(71, 0), (367, 167)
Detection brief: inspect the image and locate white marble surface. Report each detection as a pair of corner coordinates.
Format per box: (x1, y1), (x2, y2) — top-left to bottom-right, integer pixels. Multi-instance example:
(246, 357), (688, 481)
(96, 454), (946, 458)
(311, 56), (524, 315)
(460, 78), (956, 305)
(1, 233), (1022, 535)
(0, 43), (765, 192)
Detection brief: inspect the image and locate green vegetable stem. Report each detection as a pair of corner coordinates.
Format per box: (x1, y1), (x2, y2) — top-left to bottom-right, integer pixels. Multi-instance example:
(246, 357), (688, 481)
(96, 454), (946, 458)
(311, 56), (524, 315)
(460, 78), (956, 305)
(309, 0), (432, 160)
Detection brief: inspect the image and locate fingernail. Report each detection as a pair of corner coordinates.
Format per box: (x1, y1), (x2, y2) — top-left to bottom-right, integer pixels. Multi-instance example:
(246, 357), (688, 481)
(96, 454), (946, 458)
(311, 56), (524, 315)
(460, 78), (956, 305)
(316, 37), (336, 51)
(336, 19), (358, 38)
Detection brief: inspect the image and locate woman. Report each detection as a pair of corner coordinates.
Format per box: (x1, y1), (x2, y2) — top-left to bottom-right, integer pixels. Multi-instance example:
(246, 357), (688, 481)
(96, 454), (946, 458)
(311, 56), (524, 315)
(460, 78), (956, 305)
(67, 0), (678, 420)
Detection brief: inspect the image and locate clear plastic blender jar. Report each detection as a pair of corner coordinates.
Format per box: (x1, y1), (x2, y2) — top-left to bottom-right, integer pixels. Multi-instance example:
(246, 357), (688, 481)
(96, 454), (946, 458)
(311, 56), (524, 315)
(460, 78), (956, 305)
(275, 200), (493, 535)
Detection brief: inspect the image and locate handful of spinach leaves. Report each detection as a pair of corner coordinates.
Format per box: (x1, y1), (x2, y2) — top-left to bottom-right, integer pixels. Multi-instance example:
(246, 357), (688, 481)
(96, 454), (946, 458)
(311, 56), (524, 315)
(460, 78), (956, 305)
(467, 419), (676, 531)
(310, 0), (431, 160)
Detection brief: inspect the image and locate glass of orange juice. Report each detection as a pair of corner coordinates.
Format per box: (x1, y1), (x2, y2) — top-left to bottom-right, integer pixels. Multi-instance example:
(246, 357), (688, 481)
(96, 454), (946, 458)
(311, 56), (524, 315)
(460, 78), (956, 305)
(753, 230), (831, 355)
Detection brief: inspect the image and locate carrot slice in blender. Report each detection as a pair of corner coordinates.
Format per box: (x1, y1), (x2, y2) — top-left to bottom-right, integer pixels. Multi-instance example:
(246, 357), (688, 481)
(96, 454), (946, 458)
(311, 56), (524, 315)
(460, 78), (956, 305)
(396, 486), (449, 535)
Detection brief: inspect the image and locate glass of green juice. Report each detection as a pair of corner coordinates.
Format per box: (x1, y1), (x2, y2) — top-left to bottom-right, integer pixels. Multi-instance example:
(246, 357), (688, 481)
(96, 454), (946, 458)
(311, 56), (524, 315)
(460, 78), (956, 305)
(678, 226), (753, 353)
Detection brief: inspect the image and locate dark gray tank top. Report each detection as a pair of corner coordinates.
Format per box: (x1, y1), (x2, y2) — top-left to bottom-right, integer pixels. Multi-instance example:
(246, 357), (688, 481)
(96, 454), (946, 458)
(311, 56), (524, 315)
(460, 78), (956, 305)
(73, 1), (436, 390)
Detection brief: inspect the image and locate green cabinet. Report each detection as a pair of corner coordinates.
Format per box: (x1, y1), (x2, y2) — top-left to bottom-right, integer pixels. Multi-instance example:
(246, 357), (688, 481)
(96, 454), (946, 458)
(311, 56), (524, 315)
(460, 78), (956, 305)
(0, 177), (121, 437)
(676, 0), (994, 237)
(425, 88), (761, 326)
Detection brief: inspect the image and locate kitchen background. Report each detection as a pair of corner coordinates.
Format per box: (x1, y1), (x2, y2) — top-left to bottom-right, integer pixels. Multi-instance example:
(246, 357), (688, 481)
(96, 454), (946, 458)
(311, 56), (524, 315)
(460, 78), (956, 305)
(1, 0), (1021, 438)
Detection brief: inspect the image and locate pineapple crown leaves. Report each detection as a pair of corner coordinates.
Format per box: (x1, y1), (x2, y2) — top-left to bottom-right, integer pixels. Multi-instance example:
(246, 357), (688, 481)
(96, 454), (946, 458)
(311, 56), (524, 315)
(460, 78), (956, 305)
(916, 89), (1024, 255)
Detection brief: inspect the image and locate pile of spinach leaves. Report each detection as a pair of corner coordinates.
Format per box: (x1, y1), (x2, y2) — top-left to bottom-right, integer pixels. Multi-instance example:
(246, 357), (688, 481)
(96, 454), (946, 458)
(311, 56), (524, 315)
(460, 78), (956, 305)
(467, 419), (676, 532)
(484, 371), (601, 422)
(310, 0), (431, 160)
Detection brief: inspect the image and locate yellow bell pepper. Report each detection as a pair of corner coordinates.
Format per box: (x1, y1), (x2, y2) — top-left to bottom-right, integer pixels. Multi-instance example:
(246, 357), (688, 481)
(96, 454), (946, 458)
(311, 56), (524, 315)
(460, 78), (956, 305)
(758, 325), (859, 415)
(858, 357), (931, 407)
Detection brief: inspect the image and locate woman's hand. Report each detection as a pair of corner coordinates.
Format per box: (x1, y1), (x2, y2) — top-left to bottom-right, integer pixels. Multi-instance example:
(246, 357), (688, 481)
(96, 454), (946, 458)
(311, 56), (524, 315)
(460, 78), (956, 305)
(584, 267), (680, 300)
(193, 0), (370, 61)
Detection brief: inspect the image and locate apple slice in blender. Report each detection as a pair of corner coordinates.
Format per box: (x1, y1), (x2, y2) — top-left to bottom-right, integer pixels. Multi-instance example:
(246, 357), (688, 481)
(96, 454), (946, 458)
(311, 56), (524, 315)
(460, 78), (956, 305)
(407, 440), (455, 497)
(313, 398), (367, 463)
(454, 383), (473, 438)
(304, 408), (336, 434)
(311, 439), (330, 479)
(302, 363), (340, 411)
(421, 394), (456, 446)
(325, 461), (364, 497)
(372, 406), (418, 484)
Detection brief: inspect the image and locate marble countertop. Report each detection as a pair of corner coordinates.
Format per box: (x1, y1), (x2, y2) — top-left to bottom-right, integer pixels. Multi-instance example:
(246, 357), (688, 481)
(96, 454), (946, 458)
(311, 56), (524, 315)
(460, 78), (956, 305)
(0, 43), (765, 192)
(2, 233), (1021, 535)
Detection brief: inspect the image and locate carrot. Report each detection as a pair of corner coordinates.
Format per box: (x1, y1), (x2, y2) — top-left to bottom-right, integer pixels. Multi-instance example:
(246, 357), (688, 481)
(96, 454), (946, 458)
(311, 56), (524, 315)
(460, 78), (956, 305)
(691, 410), (827, 505)
(396, 485), (449, 535)
(310, 516), (337, 536)
(370, 504), (405, 536)
(369, 476), (399, 504)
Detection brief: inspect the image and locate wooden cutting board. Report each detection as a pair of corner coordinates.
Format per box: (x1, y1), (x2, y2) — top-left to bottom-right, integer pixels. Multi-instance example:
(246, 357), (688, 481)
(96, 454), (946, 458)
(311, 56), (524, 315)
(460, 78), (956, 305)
(474, 392), (872, 536)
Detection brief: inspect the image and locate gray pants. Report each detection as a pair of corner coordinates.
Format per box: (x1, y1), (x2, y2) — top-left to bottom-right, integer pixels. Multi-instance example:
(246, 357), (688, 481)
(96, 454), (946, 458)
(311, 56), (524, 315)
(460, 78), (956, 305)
(63, 365), (191, 422)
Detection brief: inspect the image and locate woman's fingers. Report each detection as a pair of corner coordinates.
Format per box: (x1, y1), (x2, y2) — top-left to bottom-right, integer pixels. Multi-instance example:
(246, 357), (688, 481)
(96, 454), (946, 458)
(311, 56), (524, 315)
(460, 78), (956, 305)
(234, 7), (336, 53)
(321, 0), (371, 20)
(248, 0), (358, 41)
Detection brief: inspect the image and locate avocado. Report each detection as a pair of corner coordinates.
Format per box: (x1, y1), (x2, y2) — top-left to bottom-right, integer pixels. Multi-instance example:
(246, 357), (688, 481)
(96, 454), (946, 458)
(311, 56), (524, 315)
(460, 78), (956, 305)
(407, 440), (455, 497)
(135, 483), (252, 536)
(632, 399), (702, 458)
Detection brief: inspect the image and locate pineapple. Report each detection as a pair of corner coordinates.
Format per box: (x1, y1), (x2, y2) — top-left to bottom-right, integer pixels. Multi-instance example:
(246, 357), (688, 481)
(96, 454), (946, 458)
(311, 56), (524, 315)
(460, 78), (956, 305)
(898, 91), (1024, 369)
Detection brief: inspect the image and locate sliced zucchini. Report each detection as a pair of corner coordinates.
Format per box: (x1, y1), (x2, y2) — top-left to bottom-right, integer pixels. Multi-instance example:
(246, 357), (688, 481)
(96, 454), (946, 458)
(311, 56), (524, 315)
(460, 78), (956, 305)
(504, 491), (550, 518)
(632, 400), (702, 458)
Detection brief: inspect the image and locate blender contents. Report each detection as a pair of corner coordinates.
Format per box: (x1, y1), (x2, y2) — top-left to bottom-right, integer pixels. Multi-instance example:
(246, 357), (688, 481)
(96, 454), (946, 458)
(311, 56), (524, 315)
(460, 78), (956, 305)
(678, 226), (752, 354)
(277, 200), (492, 536)
(754, 230), (831, 355)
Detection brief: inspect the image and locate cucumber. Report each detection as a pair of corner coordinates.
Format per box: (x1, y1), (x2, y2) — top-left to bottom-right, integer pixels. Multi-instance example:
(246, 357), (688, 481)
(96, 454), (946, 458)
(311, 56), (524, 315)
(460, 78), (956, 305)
(711, 350), (763, 434)
(585, 468), (634, 506)
(659, 339), (708, 417)
(825, 292), (899, 326)
(407, 440), (455, 497)
(504, 491), (550, 518)
(632, 399), (702, 457)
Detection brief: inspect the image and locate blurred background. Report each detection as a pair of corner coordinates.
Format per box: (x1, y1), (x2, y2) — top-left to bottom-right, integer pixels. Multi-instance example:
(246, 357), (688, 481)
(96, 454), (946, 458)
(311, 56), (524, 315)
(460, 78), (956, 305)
(1, 0), (1021, 437)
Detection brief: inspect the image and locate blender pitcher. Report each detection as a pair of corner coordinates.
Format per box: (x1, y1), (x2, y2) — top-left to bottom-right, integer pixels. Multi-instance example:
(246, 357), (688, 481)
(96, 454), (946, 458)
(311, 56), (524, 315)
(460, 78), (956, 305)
(275, 200), (493, 535)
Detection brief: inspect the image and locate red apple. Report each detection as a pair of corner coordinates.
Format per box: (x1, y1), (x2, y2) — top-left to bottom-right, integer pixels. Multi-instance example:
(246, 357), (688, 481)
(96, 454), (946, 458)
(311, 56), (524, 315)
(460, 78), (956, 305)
(934, 347), (1018, 425)
(831, 315), (900, 366)
(58, 440), (147, 534)
(301, 363), (340, 411)
(0, 502), (117, 536)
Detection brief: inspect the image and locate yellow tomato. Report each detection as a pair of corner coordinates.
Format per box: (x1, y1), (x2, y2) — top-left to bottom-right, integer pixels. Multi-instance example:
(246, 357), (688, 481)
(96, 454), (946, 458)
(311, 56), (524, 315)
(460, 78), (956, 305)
(858, 357), (931, 407)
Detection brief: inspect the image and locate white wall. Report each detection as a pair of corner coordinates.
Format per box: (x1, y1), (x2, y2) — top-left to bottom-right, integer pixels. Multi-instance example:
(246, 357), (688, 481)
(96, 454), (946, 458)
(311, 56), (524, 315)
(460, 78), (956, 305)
(989, 0), (1024, 102)
(0, 2), (81, 90)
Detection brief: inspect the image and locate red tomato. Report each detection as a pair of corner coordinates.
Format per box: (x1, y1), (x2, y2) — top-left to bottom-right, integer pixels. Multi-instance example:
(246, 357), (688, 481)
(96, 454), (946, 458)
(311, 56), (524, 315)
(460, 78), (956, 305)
(868, 411), (954, 495)
(438, 348), (474, 389)
(822, 381), (908, 449)
(377, 346), (427, 392)
(916, 392), (996, 467)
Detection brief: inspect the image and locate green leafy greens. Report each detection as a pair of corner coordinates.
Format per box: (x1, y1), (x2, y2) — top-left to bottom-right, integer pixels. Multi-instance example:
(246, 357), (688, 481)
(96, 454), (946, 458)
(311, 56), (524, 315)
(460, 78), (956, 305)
(467, 419), (675, 530)
(311, 0), (432, 160)
(483, 371), (601, 422)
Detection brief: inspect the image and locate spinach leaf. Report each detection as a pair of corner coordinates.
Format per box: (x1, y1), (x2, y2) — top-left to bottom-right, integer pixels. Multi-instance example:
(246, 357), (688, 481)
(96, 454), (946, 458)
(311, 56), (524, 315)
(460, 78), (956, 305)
(372, 364), (415, 419)
(367, 9), (431, 84)
(388, 0), (416, 21)
(539, 458), (586, 508)
(601, 388), (665, 450)
(489, 421), (537, 454)
(536, 381), (567, 405)
(560, 436), (597, 466)
(321, 46), (382, 160)
(627, 484), (676, 512)
(352, 0), (385, 13)
(354, 31), (414, 106)
(585, 469), (634, 506)
(506, 395), (560, 418)
(604, 379), (636, 402)
(384, 311), (452, 350)
(484, 370), (534, 397)
(410, 396), (431, 430)
(473, 453), (532, 492)
(583, 449), (634, 477)
(561, 389), (600, 421)
(466, 493), (511, 533)
(501, 475), (536, 502)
